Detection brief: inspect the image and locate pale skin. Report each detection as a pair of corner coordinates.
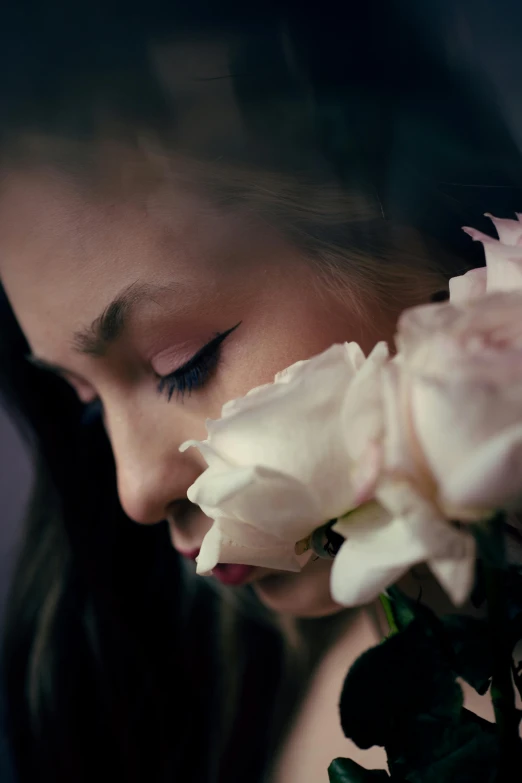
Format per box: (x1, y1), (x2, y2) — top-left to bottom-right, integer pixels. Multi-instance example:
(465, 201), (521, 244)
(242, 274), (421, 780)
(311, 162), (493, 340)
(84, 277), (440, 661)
(0, 155), (444, 780)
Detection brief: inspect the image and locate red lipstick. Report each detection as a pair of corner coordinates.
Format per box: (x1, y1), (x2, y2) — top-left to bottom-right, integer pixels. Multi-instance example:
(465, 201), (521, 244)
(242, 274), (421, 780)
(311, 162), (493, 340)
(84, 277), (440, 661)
(211, 563), (255, 586)
(177, 548), (255, 586)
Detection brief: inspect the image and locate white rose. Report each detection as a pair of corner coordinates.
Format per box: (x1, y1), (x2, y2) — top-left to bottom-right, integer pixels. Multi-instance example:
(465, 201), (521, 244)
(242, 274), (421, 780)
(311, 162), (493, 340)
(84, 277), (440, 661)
(331, 342), (480, 607)
(393, 291), (522, 518)
(330, 218), (522, 609)
(180, 341), (389, 576)
(454, 212), (522, 303)
(331, 489), (475, 608)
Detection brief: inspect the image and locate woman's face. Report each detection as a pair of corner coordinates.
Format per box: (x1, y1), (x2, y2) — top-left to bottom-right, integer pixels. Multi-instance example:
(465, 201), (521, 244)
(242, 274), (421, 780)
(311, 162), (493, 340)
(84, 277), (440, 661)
(0, 162), (402, 617)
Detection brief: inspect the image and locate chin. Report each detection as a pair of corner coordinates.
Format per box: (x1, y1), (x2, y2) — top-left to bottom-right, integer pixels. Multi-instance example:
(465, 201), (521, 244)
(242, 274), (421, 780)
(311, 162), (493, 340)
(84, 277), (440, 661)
(252, 558), (344, 618)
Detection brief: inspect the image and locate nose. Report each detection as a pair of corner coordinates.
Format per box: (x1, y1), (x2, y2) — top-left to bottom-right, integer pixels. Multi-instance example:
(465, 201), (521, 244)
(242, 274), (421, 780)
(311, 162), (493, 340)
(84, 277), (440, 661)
(105, 399), (206, 526)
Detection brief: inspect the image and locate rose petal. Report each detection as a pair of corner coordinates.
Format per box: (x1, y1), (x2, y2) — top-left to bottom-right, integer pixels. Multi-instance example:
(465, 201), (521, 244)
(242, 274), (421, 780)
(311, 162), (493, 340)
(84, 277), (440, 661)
(441, 423), (522, 514)
(331, 539), (407, 607)
(381, 363), (424, 482)
(331, 504), (445, 607)
(378, 481), (476, 605)
(180, 438), (236, 470)
(187, 464), (322, 541)
(395, 304), (463, 373)
(220, 342), (364, 419)
(485, 213), (522, 246)
(196, 523), (223, 574)
(342, 341), (388, 464)
(351, 441), (383, 505)
(449, 268), (487, 304)
(274, 341), (366, 385)
(196, 520), (300, 575)
(186, 344), (367, 519)
(463, 226), (522, 293)
(486, 254), (522, 294)
(428, 539), (476, 606)
(333, 500), (392, 538)
(410, 374), (522, 511)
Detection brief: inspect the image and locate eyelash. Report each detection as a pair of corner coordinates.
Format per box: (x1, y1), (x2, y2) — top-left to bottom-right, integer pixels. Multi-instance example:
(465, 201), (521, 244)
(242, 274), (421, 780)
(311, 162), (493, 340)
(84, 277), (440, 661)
(80, 322), (240, 424)
(157, 323), (240, 401)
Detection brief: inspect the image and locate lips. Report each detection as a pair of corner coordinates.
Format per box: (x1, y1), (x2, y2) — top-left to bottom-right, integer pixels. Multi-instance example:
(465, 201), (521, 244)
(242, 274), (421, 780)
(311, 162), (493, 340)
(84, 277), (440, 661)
(211, 563), (256, 586)
(176, 547), (255, 586)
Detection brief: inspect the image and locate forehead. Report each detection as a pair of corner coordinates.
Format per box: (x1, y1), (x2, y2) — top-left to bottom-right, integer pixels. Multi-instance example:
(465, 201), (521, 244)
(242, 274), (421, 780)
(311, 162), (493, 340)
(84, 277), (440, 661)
(0, 163), (273, 356)
(0, 163), (242, 283)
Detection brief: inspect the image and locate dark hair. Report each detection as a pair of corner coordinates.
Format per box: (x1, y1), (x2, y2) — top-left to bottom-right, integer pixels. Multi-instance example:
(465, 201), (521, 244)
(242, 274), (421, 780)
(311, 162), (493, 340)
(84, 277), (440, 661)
(0, 277), (296, 782)
(1, 2), (522, 782)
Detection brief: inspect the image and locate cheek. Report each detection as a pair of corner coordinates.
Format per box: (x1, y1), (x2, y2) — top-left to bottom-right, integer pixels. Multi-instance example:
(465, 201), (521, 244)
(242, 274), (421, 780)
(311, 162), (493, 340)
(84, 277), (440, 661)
(214, 284), (365, 406)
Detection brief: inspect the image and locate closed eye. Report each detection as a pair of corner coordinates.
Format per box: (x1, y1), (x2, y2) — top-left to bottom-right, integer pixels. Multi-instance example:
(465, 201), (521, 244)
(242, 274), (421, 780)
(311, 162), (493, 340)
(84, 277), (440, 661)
(75, 321), (242, 425)
(157, 322), (241, 402)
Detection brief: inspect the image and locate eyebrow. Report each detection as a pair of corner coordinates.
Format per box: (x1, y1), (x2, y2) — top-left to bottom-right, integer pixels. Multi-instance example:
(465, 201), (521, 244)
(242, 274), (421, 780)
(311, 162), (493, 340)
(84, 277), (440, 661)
(72, 279), (171, 357)
(26, 280), (178, 374)
(76, 279), (181, 356)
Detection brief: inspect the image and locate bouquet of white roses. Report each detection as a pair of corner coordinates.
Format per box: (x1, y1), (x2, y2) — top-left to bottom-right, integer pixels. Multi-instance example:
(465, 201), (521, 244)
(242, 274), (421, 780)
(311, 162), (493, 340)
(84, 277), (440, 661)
(182, 214), (522, 782)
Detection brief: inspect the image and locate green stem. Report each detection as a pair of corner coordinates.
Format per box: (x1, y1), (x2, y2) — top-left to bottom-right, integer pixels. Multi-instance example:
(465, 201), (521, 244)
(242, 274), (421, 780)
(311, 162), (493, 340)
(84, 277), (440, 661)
(481, 519), (520, 780)
(379, 593), (399, 637)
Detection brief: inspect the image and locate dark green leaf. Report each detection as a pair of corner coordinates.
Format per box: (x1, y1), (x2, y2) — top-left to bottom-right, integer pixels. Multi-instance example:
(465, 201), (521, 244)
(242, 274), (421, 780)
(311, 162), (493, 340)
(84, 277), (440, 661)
(386, 587), (439, 633)
(460, 708), (497, 732)
(472, 516), (507, 570)
(385, 587), (416, 630)
(388, 591), (494, 695)
(441, 615), (492, 695)
(328, 758), (390, 782)
(387, 712), (497, 780)
(508, 600), (522, 701)
(506, 570), (522, 622)
(401, 720), (499, 783)
(470, 560), (486, 608)
(511, 624), (522, 702)
(340, 620), (462, 749)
